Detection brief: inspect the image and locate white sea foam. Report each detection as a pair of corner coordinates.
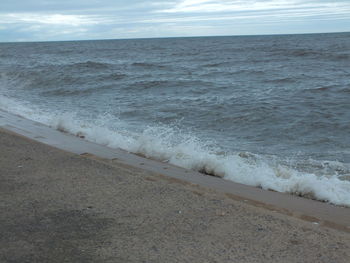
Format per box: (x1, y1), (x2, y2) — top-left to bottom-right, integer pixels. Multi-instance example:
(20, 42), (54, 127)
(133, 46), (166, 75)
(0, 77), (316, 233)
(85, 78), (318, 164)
(0, 94), (350, 206)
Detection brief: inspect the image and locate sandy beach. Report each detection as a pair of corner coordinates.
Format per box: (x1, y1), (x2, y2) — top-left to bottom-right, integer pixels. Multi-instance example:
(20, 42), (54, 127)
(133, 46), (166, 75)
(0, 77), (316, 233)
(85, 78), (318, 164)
(1, 126), (350, 262)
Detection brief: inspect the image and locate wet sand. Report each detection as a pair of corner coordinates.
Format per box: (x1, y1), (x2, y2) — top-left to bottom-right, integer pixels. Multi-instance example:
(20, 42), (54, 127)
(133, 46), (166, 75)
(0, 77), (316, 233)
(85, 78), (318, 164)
(1, 127), (350, 262)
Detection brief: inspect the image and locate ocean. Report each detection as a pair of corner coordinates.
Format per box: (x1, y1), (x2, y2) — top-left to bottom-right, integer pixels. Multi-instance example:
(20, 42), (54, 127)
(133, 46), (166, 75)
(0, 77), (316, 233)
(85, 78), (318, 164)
(1, 33), (350, 206)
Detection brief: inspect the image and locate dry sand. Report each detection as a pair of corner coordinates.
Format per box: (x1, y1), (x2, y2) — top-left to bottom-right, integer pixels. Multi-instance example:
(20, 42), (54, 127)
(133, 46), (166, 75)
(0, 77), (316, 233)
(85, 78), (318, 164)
(1, 128), (350, 262)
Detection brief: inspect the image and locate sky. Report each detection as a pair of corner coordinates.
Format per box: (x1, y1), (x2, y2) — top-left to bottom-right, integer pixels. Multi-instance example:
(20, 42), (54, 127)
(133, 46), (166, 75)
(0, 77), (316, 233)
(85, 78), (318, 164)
(1, 0), (350, 42)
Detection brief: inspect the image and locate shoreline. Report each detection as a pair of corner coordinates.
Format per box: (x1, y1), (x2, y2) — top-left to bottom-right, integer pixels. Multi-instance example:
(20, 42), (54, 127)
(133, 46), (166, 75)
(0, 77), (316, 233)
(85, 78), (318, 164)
(1, 113), (350, 261)
(0, 109), (349, 232)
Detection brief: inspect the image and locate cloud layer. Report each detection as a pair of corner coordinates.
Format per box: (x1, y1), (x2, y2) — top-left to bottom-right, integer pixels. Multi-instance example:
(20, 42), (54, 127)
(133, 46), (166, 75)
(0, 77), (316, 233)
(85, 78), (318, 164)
(1, 0), (349, 41)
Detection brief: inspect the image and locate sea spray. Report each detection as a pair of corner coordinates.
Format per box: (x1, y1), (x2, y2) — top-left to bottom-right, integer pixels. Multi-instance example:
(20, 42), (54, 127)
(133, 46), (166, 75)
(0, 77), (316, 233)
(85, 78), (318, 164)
(2, 97), (347, 206)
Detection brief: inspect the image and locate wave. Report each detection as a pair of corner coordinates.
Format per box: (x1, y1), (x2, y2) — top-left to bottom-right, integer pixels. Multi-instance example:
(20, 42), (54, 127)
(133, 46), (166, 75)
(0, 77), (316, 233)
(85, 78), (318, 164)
(40, 84), (115, 97)
(272, 48), (350, 61)
(0, 94), (349, 207)
(291, 49), (320, 57)
(0, 69), (127, 99)
(202, 62), (231, 68)
(31, 61), (115, 74)
(264, 77), (296, 84)
(131, 62), (167, 69)
(304, 85), (350, 94)
(126, 79), (214, 91)
(339, 86), (350, 94)
(72, 61), (113, 70)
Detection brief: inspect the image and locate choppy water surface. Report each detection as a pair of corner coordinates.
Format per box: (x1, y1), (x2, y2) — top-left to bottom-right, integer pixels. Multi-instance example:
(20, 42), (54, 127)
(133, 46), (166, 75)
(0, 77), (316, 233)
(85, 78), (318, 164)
(1, 33), (350, 205)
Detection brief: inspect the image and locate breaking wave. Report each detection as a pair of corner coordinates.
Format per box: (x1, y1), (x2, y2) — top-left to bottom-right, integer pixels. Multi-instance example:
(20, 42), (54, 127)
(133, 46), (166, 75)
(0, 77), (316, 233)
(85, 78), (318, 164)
(1, 94), (349, 207)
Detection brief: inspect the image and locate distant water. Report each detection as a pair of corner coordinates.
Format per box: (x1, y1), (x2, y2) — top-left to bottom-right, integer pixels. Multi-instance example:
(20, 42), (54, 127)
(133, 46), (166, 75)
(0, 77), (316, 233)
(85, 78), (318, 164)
(1, 33), (350, 206)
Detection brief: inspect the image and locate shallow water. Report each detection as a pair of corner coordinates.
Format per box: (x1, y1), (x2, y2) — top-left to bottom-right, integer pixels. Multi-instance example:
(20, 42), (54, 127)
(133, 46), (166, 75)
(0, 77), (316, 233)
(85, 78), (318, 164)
(1, 33), (350, 205)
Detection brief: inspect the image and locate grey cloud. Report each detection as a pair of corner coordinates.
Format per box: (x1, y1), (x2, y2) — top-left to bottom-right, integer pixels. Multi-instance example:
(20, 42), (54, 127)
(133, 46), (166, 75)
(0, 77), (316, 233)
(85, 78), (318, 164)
(0, 0), (172, 13)
(0, 0), (349, 42)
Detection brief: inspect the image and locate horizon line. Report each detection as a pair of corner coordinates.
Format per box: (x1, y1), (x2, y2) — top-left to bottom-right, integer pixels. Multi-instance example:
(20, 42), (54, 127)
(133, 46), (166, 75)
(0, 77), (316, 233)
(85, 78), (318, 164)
(1, 30), (349, 44)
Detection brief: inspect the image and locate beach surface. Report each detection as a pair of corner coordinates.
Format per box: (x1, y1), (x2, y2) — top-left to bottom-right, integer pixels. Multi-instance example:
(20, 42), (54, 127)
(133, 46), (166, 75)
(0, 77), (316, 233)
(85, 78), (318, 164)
(1, 127), (350, 262)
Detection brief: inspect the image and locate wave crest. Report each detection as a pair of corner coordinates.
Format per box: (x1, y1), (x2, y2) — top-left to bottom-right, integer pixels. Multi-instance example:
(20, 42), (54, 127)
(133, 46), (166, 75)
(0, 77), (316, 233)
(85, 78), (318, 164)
(0, 95), (349, 206)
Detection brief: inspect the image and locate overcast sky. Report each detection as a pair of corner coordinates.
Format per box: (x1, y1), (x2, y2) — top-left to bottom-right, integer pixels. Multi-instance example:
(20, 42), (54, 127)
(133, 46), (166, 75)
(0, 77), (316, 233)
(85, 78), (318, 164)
(1, 0), (350, 42)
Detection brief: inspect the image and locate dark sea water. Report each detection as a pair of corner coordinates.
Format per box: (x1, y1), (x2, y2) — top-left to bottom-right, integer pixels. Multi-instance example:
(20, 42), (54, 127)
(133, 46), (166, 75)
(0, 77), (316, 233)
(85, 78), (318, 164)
(1, 33), (350, 205)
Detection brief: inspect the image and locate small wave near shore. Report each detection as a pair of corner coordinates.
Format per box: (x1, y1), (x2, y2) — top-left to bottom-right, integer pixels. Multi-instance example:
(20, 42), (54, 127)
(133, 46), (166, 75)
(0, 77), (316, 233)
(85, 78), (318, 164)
(1, 94), (349, 207)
